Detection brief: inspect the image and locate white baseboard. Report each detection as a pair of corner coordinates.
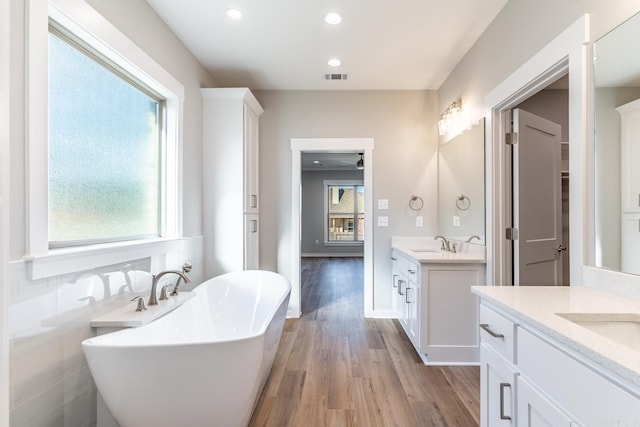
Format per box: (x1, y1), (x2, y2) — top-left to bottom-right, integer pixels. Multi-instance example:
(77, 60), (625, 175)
(301, 253), (364, 258)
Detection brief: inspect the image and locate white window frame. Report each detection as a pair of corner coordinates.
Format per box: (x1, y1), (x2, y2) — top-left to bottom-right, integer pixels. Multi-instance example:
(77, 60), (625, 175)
(323, 180), (364, 246)
(25, 0), (185, 279)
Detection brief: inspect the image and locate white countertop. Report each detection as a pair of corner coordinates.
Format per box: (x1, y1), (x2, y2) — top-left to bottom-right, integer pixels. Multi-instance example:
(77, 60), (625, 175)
(391, 235), (486, 264)
(90, 291), (196, 328)
(471, 286), (640, 388)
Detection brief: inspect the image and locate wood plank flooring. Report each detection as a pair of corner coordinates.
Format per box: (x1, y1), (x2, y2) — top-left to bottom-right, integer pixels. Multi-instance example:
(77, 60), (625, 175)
(249, 257), (480, 427)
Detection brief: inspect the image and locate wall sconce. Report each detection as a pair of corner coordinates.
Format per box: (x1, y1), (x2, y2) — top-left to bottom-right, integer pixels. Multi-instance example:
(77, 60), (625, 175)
(438, 99), (462, 136)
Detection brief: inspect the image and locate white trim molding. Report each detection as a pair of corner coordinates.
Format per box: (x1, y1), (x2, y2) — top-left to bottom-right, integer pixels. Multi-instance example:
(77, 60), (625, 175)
(485, 14), (590, 287)
(24, 0), (185, 273)
(291, 138), (374, 318)
(0, 0), (10, 421)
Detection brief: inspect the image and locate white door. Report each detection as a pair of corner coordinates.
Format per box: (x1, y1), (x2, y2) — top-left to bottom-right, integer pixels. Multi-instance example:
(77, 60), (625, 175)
(512, 108), (564, 286)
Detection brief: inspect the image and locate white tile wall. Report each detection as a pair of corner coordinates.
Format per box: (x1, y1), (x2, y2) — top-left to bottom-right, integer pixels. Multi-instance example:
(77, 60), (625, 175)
(8, 236), (203, 427)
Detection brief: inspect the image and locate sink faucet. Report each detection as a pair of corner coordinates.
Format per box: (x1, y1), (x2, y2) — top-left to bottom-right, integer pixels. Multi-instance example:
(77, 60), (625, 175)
(148, 270), (191, 306)
(466, 235), (480, 243)
(434, 235), (451, 252)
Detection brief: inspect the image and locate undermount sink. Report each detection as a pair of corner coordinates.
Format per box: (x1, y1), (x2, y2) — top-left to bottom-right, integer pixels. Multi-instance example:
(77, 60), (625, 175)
(409, 248), (440, 253)
(556, 312), (640, 353)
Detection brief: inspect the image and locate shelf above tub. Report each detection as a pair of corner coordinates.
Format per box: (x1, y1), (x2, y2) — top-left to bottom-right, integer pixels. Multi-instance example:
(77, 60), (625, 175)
(90, 291), (196, 329)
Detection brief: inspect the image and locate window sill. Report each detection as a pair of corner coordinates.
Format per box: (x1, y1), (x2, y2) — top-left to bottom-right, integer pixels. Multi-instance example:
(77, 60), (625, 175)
(23, 237), (189, 280)
(323, 242), (364, 247)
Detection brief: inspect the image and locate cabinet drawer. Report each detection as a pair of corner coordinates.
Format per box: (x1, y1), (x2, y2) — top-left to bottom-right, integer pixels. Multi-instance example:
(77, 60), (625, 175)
(479, 304), (516, 363)
(518, 327), (640, 425)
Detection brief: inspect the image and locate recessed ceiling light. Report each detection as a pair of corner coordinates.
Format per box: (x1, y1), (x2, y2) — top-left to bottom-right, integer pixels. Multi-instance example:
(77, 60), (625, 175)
(313, 160), (320, 164)
(328, 58), (341, 67)
(226, 8), (242, 19)
(325, 12), (342, 25)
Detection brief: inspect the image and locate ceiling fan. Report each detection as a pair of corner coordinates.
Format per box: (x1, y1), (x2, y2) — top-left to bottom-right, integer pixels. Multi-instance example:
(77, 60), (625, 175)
(337, 153), (364, 169)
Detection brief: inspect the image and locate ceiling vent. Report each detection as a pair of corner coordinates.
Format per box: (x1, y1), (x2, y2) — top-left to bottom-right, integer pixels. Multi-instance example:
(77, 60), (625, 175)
(324, 73), (348, 81)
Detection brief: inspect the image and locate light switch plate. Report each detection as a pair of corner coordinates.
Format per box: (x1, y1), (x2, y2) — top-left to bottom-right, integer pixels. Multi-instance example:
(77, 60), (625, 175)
(453, 215), (461, 227)
(378, 216), (389, 227)
(416, 216), (423, 227)
(378, 199), (389, 210)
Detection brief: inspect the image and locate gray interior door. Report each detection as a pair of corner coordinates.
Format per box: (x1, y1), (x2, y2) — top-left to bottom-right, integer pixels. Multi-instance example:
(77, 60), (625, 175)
(512, 108), (564, 286)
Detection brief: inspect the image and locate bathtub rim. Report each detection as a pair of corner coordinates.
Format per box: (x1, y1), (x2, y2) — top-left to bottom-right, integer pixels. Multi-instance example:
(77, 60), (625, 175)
(82, 270), (291, 349)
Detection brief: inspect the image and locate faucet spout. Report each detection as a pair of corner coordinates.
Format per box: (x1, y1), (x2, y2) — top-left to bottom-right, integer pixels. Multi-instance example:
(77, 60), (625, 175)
(148, 270), (192, 306)
(434, 235), (451, 252)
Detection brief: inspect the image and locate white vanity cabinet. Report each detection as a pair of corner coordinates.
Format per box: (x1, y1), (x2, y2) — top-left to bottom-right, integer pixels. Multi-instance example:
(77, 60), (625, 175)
(477, 299), (640, 427)
(202, 88), (264, 278)
(391, 247), (484, 364)
(391, 250), (421, 349)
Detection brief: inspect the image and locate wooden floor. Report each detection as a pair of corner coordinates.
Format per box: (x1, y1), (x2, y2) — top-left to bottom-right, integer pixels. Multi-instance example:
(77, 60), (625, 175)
(249, 257), (480, 427)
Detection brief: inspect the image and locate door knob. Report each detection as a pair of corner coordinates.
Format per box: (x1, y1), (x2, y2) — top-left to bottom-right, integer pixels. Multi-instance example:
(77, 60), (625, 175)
(557, 244), (567, 252)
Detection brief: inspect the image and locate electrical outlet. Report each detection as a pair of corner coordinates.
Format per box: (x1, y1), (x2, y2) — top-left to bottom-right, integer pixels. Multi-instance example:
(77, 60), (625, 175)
(416, 216), (423, 227)
(453, 215), (461, 227)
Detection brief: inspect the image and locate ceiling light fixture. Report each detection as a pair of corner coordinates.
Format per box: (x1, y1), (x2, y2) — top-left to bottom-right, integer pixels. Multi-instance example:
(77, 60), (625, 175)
(226, 8), (243, 19)
(356, 153), (364, 170)
(325, 12), (342, 25)
(438, 99), (462, 136)
(328, 58), (341, 67)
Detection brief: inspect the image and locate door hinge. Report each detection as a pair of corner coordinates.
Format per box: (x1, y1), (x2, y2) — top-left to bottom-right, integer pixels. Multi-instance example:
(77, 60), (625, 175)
(506, 227), (519, 240)
(506, 132), (518, 145)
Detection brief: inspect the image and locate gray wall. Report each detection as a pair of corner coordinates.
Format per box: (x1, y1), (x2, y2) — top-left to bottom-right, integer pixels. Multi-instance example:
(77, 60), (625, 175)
(301, 170), (364, 256)
(438, 0), (640, 133)
(254, 90), (438, 311)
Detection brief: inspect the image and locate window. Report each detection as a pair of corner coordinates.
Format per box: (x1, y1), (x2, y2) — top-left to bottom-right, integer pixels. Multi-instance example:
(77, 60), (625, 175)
(325, 181), (364, 243)
(47, 22), (164, 246)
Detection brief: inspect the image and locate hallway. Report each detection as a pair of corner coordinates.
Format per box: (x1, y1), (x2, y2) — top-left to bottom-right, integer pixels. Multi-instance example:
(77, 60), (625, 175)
(249, 257), (480, 426)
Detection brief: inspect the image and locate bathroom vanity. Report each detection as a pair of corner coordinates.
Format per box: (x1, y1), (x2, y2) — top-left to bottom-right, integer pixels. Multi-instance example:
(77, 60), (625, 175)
(391, 237), (486, 365)
(473, 286), (640, 426)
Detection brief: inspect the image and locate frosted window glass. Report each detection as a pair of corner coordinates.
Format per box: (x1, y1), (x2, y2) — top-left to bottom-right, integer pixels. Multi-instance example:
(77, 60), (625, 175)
(48, 32), (161, 244)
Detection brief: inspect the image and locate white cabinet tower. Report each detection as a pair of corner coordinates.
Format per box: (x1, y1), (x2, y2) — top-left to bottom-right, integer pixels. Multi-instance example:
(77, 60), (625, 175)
(202, 88), (263, 278)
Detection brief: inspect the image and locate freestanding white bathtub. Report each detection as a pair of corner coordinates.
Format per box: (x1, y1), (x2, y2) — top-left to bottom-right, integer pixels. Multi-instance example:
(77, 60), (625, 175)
(82, 270), (291, 427)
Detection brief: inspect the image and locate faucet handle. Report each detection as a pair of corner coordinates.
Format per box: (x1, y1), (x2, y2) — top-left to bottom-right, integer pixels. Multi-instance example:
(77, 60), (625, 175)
(451, 242), (458, 253)
(131, 296), (147, 312)
(159, 285), (170, 301)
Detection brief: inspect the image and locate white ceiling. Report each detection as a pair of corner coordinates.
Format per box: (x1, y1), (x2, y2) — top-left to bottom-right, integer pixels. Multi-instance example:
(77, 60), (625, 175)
(301, 152), (364, 171)
(146, 0), (509, 90)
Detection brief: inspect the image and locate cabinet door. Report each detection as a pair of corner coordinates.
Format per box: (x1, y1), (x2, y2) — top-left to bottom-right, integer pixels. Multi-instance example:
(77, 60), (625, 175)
(398, 278), (409, 331)
(481, 344), (516, 427)
(244, 213), (259, 270)
(406, 284), (420, 347)
(517, 377), (578, 427)
(619, 100), (640, 213)
(621, 213), (640, 275)
(244, 104), (259, 213)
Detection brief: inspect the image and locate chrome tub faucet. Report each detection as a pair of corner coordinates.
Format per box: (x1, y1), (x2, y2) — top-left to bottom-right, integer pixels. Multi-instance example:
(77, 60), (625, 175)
(148, 270), (191, 306)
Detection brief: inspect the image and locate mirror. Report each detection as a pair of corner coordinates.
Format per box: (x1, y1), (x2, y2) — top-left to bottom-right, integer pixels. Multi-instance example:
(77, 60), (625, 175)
(437, 119), (485, 244)
(594, 11), (640, 275)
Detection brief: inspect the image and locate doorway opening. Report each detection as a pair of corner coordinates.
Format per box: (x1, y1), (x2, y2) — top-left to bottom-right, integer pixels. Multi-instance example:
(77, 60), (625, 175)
(508, 76), (571, 286)
(300, 152), (365, 314)
(290, 138), (374, 318)
(485, 15), (588, 287)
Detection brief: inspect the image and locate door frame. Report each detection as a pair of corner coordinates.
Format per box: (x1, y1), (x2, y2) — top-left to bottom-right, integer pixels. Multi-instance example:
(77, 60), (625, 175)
(485, 15), (590, 287)
(290, 138), (374, 318)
